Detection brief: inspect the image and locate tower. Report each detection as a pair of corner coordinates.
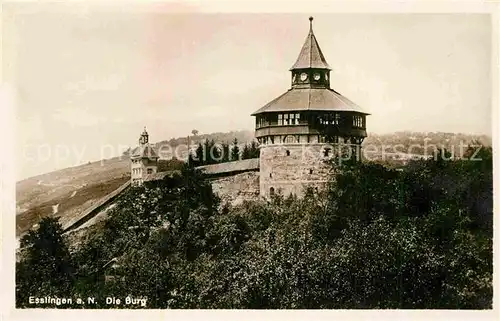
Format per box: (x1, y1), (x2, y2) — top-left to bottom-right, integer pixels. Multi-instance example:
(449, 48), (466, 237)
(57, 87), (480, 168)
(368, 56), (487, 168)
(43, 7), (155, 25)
(130, 127), (159, 186)
(252, 17), (369, 197)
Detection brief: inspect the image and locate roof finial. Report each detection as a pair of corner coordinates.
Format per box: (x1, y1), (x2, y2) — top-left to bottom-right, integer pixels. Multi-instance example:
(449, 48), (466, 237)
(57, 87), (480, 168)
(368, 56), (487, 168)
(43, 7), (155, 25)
(309, 16), (313, 31)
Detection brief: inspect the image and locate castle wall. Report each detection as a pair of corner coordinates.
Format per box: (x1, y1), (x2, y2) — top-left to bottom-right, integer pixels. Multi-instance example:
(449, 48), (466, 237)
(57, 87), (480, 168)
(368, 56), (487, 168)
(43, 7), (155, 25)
(259, 143), (334, 198)
(210, 171), (260, 206)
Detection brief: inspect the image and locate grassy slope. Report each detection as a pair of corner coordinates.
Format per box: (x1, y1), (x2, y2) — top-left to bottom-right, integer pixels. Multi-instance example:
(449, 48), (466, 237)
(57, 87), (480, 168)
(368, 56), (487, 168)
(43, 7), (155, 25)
(16, 157), (130, 237)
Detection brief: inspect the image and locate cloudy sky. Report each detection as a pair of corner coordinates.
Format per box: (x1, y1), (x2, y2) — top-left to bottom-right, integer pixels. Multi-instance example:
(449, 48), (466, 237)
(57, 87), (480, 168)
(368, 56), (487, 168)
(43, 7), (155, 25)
(3, 4), (492, 180)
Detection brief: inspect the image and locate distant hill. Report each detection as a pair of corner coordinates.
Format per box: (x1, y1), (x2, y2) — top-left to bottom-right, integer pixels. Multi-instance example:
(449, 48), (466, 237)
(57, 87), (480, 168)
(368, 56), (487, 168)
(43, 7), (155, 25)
(16, 130), (491, 238)
(156, 130), (256, 148)
(364, 131), (491, 154)
(152, 130), (256, 159)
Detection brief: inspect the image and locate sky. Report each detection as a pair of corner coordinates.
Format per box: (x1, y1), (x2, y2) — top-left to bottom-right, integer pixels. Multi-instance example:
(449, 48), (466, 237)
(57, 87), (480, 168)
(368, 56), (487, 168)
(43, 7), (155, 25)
(3, 4), (492, 180)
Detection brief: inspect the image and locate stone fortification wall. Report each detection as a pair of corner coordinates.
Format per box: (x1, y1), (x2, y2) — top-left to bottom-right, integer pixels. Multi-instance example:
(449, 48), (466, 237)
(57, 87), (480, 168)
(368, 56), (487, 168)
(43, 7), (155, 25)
(259, 143), (334, 198)
(210, 171), (260, 206)
(197, 158), (260, 205)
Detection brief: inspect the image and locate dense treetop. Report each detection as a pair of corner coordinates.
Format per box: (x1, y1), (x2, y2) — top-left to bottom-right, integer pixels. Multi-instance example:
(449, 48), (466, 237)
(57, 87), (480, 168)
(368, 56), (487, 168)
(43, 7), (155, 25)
(17, 145), (492, 309)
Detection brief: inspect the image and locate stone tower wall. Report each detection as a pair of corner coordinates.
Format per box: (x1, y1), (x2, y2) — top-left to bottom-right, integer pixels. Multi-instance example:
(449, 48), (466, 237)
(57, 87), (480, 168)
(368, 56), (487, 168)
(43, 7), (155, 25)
(259, 143), (335, 198)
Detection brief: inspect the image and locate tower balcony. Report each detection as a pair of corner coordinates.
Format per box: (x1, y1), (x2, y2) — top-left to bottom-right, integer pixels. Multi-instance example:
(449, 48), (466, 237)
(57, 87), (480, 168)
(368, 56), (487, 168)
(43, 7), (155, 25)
(255, 125), (366, 138)
(255, 124), (367, 139)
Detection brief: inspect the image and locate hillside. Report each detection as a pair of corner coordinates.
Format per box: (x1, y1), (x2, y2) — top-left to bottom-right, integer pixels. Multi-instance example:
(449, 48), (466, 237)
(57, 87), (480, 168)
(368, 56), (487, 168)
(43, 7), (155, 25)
(16, 157), (130, 237)
(16, 130), (491, 238)
(15, 130), (256, 238)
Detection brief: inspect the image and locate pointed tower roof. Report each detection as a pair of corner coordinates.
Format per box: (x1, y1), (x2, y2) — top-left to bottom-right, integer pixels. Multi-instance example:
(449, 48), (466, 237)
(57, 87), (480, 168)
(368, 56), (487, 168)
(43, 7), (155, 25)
(290, 17), (331, 70)
(251, 17), (368, 116)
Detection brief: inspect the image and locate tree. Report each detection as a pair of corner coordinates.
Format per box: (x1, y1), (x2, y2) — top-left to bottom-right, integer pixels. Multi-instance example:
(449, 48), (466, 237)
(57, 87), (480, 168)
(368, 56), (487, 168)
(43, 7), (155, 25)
(221, 143), (230, 163)
(241, 144), (251, 160)
(158, 158), (185, 172)
(249, 140), (260, 158)
(231, 138), (240, 161)
(206, 139), (221, 164)
(194, 142), (204, 166)
(187, 152), (197, 168)
(17, 217), (75, 307)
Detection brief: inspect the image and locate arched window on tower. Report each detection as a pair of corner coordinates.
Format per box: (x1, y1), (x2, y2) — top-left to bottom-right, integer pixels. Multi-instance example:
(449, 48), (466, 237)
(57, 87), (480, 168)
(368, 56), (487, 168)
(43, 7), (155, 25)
(270, 187), (275, 196)
(284, 135), (295, 144)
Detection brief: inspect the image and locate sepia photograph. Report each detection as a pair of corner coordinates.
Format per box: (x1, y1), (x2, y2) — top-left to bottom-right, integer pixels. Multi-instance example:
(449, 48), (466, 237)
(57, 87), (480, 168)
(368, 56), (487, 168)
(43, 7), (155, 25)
(2, 0), (497, 314)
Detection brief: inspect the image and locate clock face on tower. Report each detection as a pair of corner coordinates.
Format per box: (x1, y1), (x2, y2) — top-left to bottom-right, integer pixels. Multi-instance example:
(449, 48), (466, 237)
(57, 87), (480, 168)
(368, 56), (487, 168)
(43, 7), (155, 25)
(300, 73), (308, 81)
(325, 73), (329, 81)
(313, 73), (321, 81)
(292, 74), (296, 83)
